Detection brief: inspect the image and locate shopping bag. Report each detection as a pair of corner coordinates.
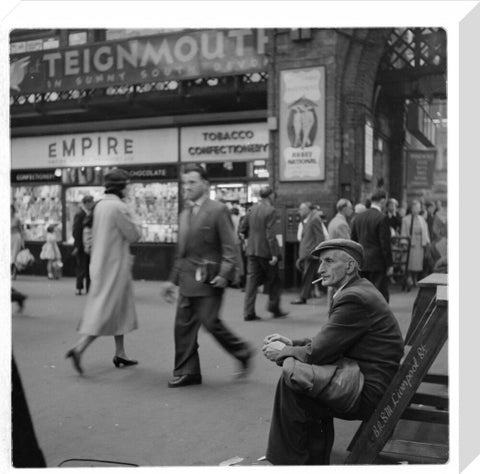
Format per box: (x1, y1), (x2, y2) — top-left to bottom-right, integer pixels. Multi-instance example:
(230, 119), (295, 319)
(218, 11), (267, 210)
(15, 249), (35, 271)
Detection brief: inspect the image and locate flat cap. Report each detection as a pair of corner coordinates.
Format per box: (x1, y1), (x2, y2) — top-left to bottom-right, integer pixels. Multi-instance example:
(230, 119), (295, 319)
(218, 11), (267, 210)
(104, 168), (131, 187)
(311, 238), (364, 268)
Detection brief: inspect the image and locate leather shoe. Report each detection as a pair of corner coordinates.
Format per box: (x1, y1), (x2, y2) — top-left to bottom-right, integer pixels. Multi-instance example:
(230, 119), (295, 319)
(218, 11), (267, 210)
(244, 314), (261, 321)
(236, 349), (255, 379)
(168, 374), (202, 388)
(291, 298), (306, 305)
(272, 311), (289, 318)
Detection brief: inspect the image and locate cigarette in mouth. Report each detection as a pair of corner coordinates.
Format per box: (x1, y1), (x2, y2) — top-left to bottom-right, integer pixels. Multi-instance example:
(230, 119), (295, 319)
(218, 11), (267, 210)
(312, 277), (323, 284)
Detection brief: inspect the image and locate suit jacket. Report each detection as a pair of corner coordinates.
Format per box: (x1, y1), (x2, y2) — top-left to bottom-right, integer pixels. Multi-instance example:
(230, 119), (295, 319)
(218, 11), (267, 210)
(351, 207), (393, 272)
(72, 208), (87, 252)
(327, 213), (351, 240)
(169, 198), (237, 297)
(298, 210), (326, 261)
(240, 199), (280, 259)
(276, 276), (404, 411)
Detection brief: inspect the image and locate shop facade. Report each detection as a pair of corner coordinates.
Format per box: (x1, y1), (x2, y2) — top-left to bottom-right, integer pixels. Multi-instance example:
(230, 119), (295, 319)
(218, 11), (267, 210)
(11, 122), (269, 279)
(10, 28), (447, 284)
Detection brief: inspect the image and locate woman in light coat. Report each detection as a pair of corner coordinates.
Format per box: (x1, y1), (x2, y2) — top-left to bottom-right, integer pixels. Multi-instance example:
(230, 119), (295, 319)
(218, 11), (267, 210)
(401, 199), (430, 287)
(66, 169), (141, 375)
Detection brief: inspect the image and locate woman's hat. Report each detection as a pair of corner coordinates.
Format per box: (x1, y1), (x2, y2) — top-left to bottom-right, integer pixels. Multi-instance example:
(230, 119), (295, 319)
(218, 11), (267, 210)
(104, 168), (131, 187)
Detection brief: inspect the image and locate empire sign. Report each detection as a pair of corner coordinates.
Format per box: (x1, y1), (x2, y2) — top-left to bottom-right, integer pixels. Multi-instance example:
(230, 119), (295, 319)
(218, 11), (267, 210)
(10, 29), (269, 94)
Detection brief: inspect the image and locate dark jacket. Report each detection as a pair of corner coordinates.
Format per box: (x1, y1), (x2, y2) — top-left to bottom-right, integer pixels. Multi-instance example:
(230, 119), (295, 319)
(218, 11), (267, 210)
(298, 210), (326, 261)
(351, 207), (393, 271)
(386, 212), (402, 235)
(276, 276), (404, 411)
(169, 198), (237, 297)
(72, 208), (87, 252)
(240, 199), (280, 259)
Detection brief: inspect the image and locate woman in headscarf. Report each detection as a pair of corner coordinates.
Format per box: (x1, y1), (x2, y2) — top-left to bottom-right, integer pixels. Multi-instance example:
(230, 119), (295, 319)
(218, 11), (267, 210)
(66, 169), (142, 374)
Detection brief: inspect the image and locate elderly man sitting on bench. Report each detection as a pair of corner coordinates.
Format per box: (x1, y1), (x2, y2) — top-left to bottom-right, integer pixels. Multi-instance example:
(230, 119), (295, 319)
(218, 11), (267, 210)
(262, 239), (404, 465)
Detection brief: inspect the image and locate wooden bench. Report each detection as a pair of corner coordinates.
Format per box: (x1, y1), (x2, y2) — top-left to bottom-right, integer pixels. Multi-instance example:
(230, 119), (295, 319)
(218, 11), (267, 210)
(344, 279), (448, 464)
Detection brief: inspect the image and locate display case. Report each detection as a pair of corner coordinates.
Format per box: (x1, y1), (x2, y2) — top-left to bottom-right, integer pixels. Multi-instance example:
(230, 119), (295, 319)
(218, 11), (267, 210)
(65, 182), (179, 243)
(11, 184), (62, 241)
(65, 186), (104, 244)
(209, 182), (268, 204)
(125, 182), (179, 243)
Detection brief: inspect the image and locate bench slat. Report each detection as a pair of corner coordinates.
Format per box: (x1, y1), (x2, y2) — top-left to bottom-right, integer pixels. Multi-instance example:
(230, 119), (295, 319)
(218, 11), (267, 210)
(379, 439), (448, 464)
(401, 406), (449, 424)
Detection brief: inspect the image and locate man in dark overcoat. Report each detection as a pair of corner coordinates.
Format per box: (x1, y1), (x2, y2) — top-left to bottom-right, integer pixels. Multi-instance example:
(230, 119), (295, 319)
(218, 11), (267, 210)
(291, 202), (327, 305)
(239, 186), (287, 320)
(72, 194), (94, 295)
(350, 190), (393, 301)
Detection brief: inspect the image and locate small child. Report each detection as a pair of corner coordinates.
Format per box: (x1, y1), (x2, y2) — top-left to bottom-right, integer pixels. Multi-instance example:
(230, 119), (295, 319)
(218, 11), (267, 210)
(40, 224), (62, 279)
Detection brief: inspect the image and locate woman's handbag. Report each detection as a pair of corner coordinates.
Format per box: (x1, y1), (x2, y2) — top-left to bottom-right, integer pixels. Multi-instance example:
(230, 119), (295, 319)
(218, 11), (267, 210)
(282, 357), (364, 415)
(15, 248), (35, 271)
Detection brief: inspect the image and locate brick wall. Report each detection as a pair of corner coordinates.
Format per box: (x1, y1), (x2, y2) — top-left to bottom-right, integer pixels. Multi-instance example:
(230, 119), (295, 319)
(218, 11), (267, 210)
(268, 28), (390, 218)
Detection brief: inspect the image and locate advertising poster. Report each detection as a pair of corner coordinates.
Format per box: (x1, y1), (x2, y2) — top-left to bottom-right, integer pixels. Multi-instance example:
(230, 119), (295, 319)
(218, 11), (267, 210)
(279, 66), (325, 181)
(406, 149), (437, 189)
(364, 119), (374, 180)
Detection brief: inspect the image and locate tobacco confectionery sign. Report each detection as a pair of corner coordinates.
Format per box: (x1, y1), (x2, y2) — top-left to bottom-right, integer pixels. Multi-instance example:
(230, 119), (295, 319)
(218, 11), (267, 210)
(10, 29), (268, 94)
(279, 66), (325, 181)
(180, 123), (269, 162)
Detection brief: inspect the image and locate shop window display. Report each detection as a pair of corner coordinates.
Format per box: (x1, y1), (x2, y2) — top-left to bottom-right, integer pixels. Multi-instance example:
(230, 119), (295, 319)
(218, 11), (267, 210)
(12, 185), (62, 241)
(64, 182), (179, 244)
(65, 186), (104, 244)
(124, 182), (179, 243)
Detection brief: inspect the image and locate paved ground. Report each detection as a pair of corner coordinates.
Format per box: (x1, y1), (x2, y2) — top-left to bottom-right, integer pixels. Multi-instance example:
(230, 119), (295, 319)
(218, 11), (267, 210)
(10, 275), (447, 467)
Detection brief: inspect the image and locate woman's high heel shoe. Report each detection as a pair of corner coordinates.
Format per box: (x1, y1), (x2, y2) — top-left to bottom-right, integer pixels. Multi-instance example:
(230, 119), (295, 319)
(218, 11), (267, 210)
(113, 356), (138, 368)
(65, 349), (83, 375)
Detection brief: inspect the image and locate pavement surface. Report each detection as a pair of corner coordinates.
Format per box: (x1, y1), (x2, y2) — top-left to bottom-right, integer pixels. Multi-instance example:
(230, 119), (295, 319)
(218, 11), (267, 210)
(10, 275), (448, 467)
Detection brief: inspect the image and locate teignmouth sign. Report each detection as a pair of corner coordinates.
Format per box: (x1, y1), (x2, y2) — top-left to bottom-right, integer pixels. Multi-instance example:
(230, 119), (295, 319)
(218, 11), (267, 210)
(10, 29), (269, 94)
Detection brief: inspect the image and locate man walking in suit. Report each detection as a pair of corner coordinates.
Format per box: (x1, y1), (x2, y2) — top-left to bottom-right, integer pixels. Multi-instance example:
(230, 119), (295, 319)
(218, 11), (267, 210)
(291, 202), (327, 305)
(161, 164), (253, 387)
(240, 186), (287, 320)
(350, 190), (393, 302)
(72, 195), (95, 295)
(327, 198), (353, 240)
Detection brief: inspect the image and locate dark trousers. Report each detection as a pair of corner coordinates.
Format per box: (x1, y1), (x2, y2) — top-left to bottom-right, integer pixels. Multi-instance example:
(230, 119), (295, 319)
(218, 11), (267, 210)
(11, 287), (26, 305)
(298, 257), (320, 300)
(12, 357), (46, 467)
(266, 375), (335, 465)
(75, 251), (90, 292)
(360, 270), (389, 302)
(243, 256), (282, 317)
(173, 293), (250, 376)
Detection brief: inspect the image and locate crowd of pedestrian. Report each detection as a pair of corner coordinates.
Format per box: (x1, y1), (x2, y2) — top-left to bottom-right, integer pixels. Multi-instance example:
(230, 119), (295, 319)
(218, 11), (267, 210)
(12, 165), (448, 466)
